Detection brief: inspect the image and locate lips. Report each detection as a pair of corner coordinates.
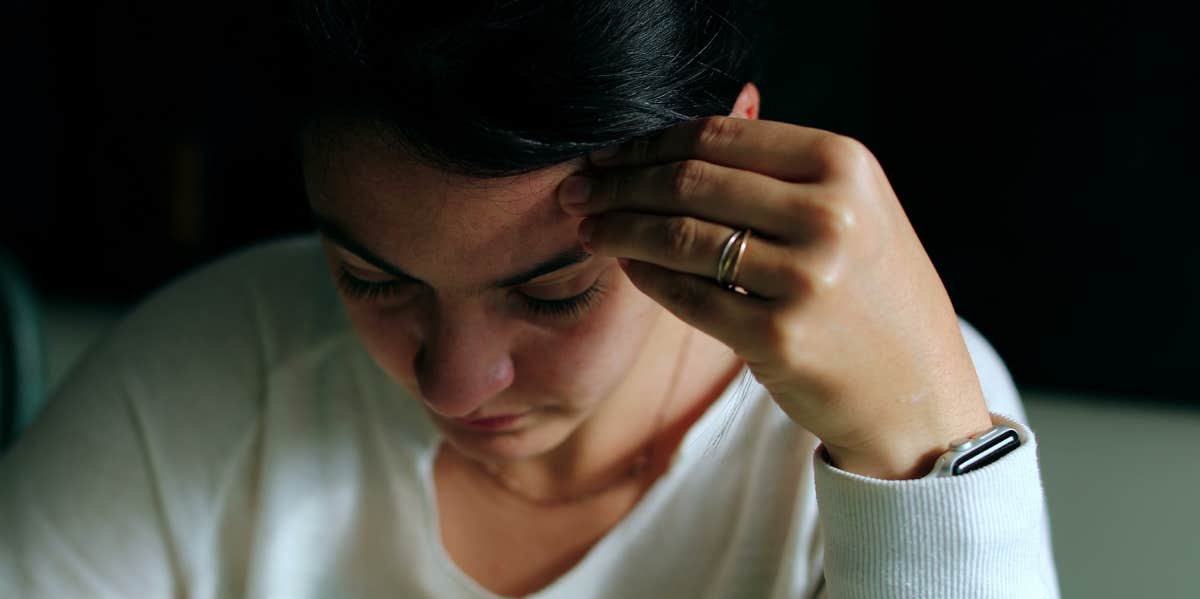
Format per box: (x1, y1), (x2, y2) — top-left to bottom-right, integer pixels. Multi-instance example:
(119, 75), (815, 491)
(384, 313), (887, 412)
(453, 411), (531, 431)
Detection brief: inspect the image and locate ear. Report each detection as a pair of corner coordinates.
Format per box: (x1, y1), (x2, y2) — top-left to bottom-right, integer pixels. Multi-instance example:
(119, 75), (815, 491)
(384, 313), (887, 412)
(728, 82), (761, 120)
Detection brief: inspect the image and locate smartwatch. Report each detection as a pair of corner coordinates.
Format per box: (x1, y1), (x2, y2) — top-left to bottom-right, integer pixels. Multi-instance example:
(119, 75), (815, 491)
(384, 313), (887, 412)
(922, 424), (1021, 478)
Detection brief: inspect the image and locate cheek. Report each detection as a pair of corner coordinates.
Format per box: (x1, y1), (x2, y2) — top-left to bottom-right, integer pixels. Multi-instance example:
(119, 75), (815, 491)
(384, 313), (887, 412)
(346, 306), (423, 395)
(512, 274), (663, 405)
(342, 268), (663, 405)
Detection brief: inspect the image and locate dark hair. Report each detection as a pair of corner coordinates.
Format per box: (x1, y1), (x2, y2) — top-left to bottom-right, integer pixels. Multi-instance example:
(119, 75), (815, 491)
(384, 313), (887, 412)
(293, 0), (771, 178)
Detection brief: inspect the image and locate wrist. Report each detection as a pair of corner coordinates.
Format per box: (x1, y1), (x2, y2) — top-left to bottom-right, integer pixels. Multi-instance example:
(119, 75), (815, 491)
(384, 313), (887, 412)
(822, 409), (995, 480)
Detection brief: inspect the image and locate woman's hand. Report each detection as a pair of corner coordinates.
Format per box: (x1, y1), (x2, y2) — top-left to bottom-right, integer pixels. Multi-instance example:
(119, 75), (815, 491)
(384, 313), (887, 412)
(557, 116), (994, 480)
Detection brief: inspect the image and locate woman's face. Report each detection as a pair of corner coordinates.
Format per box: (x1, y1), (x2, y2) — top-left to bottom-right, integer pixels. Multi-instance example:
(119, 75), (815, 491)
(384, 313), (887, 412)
(303, 130), (667, 464)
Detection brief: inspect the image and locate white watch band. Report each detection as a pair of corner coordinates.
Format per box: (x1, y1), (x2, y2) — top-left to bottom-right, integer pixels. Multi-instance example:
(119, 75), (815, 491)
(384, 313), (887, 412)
(922, 424), (1021, 478)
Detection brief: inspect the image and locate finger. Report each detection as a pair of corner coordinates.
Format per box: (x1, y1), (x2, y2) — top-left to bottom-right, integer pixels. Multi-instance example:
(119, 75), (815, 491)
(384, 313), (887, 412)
(561, 158), (822, 243)
(584, 211), (799, 300)
(617, 257), (771, 358)
(589, 116), (857, 183)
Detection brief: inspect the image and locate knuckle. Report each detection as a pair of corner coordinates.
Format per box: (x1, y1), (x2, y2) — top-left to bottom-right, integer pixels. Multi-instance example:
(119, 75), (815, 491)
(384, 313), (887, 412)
(813, 134), (875, 178)
(782, 197), (845, 244)
(670, 159), (708, 203)
(694, 115), (740, 152)
(805, 247), (847, 294)
(782, 190), (828, 224)
(811, 202), (860, 243)
(662, 216), (700, 261)
(778, 261), (816, 296)
(778, 248), (843, 297)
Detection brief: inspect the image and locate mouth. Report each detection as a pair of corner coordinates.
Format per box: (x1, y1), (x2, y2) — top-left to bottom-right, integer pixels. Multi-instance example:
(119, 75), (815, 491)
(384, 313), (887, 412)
(452, 411), (531, 431)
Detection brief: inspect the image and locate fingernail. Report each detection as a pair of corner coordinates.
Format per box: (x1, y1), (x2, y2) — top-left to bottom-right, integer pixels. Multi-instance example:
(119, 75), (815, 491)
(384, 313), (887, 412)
(578, 217), (596, 244)
(589, 144), (620, 163)
(560, 176), (592, 206)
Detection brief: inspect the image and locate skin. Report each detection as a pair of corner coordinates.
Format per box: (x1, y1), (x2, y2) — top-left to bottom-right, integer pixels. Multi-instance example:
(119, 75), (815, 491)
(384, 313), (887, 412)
(570, 94), (995, 481)
(307, 76), (995, 500)
(303, 82), (998, 594)
(301, 88), (759, 502)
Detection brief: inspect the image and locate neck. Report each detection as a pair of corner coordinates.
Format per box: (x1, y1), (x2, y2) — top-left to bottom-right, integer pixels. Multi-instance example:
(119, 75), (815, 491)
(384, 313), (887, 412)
(459, 310), (745, 504)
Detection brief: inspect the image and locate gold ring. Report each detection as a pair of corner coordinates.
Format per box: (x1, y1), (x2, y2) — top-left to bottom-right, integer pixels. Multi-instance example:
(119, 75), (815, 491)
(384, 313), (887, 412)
(715, 228), (752, 293)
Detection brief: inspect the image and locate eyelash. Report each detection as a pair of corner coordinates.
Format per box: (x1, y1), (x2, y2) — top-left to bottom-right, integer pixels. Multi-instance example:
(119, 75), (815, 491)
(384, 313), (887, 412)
(336, 268), (405, 302)
(335, 267), (608, 319)
(520, 281), (608, 319)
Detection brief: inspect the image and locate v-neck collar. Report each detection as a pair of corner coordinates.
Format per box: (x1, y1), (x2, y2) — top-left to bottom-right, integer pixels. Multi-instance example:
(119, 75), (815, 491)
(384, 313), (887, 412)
(413, 363), (757, 598)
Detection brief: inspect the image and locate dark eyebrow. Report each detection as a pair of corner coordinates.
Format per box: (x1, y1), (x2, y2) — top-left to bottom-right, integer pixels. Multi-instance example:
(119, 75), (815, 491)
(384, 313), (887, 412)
(312, 214), (420, 283)
(311, 212), (594, 291)
(492, 246), (594, 288)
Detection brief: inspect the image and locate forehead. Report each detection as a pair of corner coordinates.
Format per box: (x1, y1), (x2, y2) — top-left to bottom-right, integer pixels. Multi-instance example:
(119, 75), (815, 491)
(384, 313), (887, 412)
(304, 130), (591, 290)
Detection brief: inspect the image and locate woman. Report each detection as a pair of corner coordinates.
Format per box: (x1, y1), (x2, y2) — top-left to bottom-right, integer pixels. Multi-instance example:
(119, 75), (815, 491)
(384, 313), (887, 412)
(1, 1), (1059, 597)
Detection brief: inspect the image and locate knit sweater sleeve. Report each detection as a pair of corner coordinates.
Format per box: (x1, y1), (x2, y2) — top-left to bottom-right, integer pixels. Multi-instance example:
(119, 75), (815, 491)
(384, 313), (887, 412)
(808, 317), (1061, 598)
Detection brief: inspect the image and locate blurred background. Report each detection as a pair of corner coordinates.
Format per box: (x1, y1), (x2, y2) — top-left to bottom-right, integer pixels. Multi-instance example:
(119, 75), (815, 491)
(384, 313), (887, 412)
(2, 0), (1197, 596)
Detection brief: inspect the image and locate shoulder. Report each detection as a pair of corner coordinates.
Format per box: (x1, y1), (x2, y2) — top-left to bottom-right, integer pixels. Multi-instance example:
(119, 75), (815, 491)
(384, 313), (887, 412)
(0, 236), (357, 592)
(28, 231), (364, 461)
(39, 233), (356, 435)
(98, 234), (347, 376)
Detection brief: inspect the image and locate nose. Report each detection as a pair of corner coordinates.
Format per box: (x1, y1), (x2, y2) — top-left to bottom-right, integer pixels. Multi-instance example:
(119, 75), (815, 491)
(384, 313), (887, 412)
(414, 304), (516, 418)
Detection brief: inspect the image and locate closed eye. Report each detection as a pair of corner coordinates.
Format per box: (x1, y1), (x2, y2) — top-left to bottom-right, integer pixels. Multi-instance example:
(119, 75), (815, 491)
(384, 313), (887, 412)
(518, 281), (608, 319)
(336, 267), (404, 301)
(335, 267), (608, 320)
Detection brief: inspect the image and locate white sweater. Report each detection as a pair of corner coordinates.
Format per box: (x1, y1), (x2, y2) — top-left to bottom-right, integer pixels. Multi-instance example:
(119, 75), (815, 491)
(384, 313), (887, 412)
(0, 236), (1060, 598)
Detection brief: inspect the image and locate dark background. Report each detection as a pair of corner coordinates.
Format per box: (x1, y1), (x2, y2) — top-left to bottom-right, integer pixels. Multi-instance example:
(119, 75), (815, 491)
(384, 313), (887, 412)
(3, 1), (1197, 404)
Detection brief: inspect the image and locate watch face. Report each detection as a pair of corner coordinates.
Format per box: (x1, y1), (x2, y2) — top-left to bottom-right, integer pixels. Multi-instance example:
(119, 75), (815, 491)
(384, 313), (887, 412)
(953, 428), (1021, 475)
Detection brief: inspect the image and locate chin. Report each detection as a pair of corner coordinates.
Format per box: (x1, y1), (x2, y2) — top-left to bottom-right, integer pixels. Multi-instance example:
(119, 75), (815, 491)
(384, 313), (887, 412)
(436, 411), (573, 464)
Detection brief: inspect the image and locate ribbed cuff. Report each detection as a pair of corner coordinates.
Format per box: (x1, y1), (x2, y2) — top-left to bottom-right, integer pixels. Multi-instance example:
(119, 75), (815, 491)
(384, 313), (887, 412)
(811, 411), (1059, 598)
